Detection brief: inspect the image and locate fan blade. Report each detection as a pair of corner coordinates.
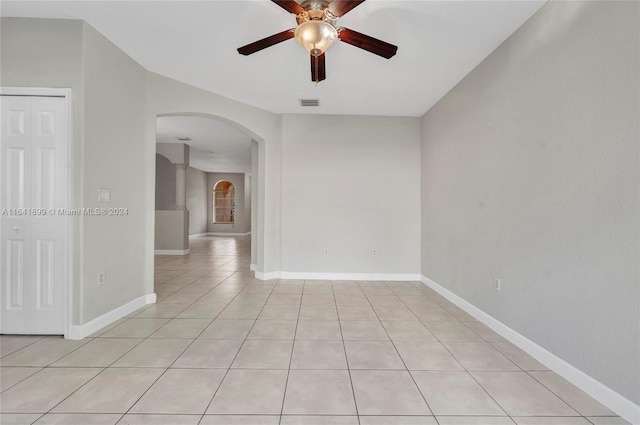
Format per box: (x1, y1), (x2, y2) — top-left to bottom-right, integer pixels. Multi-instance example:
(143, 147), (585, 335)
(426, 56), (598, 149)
(272, 0), (305, 14)
(338, 27), (397, 59)
(328, 0), (365, 17)
(311, 53), (326, 82)
(237, 29), (295, 55)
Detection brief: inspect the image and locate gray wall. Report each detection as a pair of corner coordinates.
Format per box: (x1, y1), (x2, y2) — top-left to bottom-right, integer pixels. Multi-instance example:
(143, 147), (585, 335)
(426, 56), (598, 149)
(1, 18), (85, 322)
(155, 154), (176, 210)
(79, 22), (149, 322)
(420, 1), (639, 403)
(1, 18), (150, 324)
(186, 166), (208, 235)
(1, 16), (281, 325)
(207, 172), (248, 234)
(145, 72), (279, 273)
(155, 210), (188, 251)
(281, 114), (421, 274)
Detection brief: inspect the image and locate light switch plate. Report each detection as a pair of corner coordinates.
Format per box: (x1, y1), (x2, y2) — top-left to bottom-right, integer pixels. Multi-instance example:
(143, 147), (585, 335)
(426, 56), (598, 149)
(98, 188), (111, 203)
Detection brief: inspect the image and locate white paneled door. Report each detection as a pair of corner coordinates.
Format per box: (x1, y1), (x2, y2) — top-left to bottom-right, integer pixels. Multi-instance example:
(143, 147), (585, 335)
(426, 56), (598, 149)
(1, 94), (69, 334)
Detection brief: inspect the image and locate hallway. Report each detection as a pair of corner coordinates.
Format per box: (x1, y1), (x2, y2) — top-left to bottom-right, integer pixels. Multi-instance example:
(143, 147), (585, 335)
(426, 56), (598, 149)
(0, 236), (627, 424)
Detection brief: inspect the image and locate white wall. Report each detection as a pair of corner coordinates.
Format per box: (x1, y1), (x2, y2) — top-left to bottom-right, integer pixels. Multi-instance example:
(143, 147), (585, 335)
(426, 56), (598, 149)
(420, 1), (639, 405)
(251, 140), (259, 266)
(245, 174), (252, 234)
(281, 114), (421, 276)
(186, 166), (208, 235)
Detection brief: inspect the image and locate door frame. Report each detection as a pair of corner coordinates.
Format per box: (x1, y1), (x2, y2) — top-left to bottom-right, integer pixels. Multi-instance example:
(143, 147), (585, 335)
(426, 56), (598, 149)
(0, 87), (73, 338)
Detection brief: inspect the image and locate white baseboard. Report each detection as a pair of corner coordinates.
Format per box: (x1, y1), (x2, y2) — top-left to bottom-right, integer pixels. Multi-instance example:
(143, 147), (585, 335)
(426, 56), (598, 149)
(250, 263), (257, 271)
(189, 232), (250, 239)
(253, 271), (421, 282)
(420, 274), (640, 424)
(154, 249), (190, 255)
(255, 270), (280, 281)
(280, 272), (421, 281)
(66, 293), (156, 340)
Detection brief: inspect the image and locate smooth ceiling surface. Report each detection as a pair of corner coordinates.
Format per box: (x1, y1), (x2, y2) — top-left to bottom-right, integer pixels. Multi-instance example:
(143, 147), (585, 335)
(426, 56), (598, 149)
(1, 0), (545, 116)
(156, 116), (252, 173)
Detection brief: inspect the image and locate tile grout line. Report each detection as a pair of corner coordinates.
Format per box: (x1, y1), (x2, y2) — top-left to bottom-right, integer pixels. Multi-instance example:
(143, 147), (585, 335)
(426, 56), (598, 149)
(360, 281), (437, 420)
(278, 279), (305, 425)
(409, 280), (523, 422)
(1, 237), (626, 424)
(405, 280), (517, 422)
(116, 275), (242, 423)
(198, 274), (277, 424)
(41, 267), (233, 422)
(333, 280), (361, 425)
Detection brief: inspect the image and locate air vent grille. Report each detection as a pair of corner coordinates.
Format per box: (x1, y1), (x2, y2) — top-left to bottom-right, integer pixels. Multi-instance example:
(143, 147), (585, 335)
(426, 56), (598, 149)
(300, 98), (320, 107)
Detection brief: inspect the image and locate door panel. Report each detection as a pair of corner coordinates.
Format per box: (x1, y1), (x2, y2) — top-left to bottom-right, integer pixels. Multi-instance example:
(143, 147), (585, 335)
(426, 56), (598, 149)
(6, 239), (26, 309)
(1, 95), (68, 334)
(36, 239), (55, 309)
(35, 148), (56, 209)
(6, 148), (26, 208)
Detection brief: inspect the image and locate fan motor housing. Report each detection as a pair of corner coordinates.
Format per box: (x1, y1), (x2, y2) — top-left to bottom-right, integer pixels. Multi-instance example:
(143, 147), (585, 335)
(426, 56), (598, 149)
(299, 0), (331, 11)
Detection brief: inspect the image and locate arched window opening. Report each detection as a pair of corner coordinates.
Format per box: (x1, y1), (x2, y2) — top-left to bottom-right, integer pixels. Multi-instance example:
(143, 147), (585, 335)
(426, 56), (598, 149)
(213, 180), (235, 223)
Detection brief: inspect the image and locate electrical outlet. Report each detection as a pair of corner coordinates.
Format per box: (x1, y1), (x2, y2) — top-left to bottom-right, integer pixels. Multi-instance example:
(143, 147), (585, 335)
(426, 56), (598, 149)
(493, 278), (501, 292)
(372, 249), (377, 256)
(324, 249), (328, 255)
(97, 271), (106, 286)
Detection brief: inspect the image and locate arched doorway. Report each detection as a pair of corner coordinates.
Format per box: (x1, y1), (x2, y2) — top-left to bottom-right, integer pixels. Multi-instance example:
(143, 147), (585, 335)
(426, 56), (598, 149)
(213, 180), (235, 224)
(153, 113), (265, 271)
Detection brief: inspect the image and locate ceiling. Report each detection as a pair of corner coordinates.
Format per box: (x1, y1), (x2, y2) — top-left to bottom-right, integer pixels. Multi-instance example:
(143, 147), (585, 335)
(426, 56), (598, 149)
(1, 0), (545, 117)
(156, 116), (252, 174)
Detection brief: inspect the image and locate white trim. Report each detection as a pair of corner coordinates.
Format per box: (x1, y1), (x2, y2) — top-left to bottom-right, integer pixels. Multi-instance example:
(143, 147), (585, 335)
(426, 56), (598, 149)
(0, 87), (72, 97)
(250, 263), (257, 271)
(253, 271), (421, 282)
(255, 270), (280, 281)
(154, 249), (190, 255)
(189, 232), (251, 239)
(67, 293), (156, 340)
(420, 274), (640, 424)
(280, 272), (421, 281)
(64, 90), (74, 340)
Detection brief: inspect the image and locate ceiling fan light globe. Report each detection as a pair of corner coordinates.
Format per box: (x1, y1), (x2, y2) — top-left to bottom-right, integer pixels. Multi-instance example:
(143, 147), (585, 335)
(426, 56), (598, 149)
(294, 20), (337, 56)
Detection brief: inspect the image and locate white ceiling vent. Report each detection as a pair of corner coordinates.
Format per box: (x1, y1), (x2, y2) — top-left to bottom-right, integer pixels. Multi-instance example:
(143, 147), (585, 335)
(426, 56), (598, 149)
(300, 99), (320, 107)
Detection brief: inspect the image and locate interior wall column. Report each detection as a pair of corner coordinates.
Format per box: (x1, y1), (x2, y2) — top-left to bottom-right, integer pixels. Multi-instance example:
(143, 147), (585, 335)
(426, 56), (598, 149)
(175, 164), (187, 210)
(155, 142), (190, 253)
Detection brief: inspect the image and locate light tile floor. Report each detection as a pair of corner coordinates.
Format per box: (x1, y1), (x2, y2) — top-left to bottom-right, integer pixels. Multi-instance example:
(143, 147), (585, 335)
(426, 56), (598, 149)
(0, 236), (630, 425)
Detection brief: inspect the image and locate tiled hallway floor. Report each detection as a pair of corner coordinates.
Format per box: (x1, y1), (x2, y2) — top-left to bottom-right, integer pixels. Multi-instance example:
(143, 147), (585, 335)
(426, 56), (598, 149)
(0, 236), (629, 425)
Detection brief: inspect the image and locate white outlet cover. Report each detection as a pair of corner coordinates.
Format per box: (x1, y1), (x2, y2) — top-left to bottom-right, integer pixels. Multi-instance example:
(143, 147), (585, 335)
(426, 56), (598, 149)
(98, 188), (111, 203)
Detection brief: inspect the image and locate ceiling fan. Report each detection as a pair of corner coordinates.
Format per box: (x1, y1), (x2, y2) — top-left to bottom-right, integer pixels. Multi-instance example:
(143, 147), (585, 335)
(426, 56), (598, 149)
(237, 0), (398, 83)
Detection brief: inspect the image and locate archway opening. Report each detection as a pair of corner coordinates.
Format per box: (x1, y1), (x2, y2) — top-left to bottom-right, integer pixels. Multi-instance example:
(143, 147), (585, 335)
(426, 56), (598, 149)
(153, 113), (265, 272)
